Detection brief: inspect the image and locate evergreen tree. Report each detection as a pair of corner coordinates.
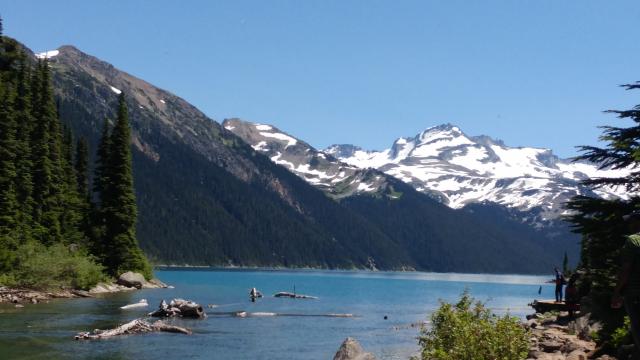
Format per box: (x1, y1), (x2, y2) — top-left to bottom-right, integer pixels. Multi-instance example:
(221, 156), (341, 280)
(565, 81), (640, 340)
(75, 138), (90, 202)
(74, 137), (93, 243)
(0, 78), (18, 271)
(59, 125), (84, 245)
(0, 16), (106, 290)
(562, 251), (569, 274)
(30, 59), (63, 244)
(13, 52), (34, 242)
(102, 94), (151, 277)
(93, 118), (111, 204)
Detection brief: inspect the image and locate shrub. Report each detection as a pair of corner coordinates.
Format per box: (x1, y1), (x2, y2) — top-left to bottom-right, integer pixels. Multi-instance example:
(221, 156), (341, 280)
(610, 316), (631, 349)
(416, 290), (529, 360)
(6, 241), (105, 290)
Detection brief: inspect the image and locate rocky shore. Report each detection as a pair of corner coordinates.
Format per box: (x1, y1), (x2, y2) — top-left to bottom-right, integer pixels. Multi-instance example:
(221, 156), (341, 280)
(525, 312), (617, 360)
(0, 271), (170, 306)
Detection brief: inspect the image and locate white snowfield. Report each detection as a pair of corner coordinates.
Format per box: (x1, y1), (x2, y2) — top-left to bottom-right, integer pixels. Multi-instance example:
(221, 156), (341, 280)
(223, 119), (379, 195)
(109, 86), (122, 95)
(226, 120), (628, 218)
(326, 124), (629, 218)
(35, 49), (60, 59)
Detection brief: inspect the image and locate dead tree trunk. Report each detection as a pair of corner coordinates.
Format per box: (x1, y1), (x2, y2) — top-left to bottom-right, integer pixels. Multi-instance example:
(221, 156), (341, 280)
(74, 319), (191, 340)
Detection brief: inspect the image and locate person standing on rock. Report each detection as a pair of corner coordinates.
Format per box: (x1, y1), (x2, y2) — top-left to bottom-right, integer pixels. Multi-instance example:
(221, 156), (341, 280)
(554, 267), (565, 302)
(611, 232), (640, 356)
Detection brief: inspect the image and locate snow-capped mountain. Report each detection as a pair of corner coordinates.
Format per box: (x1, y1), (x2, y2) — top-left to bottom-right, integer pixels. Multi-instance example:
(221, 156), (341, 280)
(325, 124), (627, 220)
(223, 119), (395, 198)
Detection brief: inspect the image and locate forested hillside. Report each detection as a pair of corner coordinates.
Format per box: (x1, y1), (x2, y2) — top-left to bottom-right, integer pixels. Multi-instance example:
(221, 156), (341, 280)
(30, 42), (566, 273)
(0, 23), (149, 289)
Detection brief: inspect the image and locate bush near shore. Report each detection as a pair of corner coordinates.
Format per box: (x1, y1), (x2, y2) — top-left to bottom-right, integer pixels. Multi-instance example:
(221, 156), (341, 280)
(416, 290), (529, 360)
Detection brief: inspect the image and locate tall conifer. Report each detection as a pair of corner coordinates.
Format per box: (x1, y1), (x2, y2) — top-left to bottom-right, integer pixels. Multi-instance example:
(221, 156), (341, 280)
(30, 59), (62, 244)
(102, 94), (150, 277)
(0, 78), (18, 271)
(93, 119), (111, 203)
(13, 52), (34, 241)
(75, 138), (90, 202)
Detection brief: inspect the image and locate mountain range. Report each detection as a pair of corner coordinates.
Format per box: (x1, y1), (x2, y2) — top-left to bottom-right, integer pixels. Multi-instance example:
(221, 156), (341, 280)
(24, 43), (596, 273)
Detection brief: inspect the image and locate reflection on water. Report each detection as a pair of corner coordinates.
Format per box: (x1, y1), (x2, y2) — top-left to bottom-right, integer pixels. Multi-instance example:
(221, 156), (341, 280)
(0, 269), (550, 360)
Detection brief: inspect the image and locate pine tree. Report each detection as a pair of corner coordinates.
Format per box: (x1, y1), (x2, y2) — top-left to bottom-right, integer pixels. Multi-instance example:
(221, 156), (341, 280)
(102, 94), (151, 277)
(13, 52), (34, 243)
(93, 119), (111, 204)
(75, 137), (93, 241)
(59, 125), (84, 245)
(562, 251), (569, 274)
(75, 138), (90, 202)
(565, 81), (640, 340)
(30, 59), (63, 244)
(0, 77), (18, 271)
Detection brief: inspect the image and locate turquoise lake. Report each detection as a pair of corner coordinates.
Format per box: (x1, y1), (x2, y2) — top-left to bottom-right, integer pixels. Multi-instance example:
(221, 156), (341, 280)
(0, 269), (552, 359)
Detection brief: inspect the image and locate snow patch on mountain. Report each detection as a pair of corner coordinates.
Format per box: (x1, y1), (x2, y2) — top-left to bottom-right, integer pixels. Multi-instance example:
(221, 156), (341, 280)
(223, 119), (390, 197)
(35, 49), (60, 59)
(325, 124), (628, 220)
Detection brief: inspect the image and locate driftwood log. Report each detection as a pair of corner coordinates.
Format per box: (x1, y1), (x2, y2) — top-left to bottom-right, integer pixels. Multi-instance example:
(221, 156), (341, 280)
(74, 319), (191, 340)
(149, 298), (206, 318)
(273, 292), (318, 299)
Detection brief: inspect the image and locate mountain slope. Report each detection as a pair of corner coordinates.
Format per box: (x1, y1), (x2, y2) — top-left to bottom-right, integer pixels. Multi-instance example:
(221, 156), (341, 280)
(28, 44), (569, 273)
(326, 124), (626, 222)
(225, 119), (576, 272)
(40, 45), (413, 269)
(222, 118), (392, 198)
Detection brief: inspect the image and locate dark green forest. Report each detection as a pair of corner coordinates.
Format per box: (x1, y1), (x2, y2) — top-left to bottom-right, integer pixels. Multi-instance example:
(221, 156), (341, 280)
(0, 22), (149, 289)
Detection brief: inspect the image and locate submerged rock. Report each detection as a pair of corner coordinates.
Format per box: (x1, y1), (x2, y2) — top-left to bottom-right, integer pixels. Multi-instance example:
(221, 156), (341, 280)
(333, 337), (376, 360)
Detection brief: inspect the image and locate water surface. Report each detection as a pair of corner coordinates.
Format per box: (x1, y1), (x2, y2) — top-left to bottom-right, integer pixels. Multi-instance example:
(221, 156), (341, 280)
(0, 269), (552, 359)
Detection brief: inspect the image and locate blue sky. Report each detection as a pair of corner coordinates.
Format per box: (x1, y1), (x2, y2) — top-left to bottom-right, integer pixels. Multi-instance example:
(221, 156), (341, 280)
(4, 1), (639, 157)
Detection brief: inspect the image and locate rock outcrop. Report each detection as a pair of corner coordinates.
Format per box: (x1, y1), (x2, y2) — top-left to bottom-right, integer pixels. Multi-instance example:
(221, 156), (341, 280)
(333, 337), (376, 360)
(526, 312), (615, 360)
(115, 272), (169, 290)
(149, 298), (206, 319)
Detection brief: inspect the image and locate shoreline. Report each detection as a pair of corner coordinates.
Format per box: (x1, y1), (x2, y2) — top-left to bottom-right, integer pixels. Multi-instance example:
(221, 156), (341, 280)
(154, 265), (551, 277)
(525, 310), (608, 360)
(0, 276), (170, 305)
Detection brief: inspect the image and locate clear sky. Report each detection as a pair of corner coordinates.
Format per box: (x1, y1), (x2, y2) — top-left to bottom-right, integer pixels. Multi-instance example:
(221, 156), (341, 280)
(4, 1), (639, 157)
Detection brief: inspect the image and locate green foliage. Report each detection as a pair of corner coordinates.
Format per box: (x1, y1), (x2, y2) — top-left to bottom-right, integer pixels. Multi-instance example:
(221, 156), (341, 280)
(3, 240), (105, 290)
(0, 28), (151, 289)
(98, 94), (151, 278)
(417, 290), (529, 360)
(610, 316), (631, 349)
(565, 82), (640, 342)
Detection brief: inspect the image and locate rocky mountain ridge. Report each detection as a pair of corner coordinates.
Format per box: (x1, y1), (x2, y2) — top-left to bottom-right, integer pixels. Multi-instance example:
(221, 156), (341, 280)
(326, 124), (627, 221)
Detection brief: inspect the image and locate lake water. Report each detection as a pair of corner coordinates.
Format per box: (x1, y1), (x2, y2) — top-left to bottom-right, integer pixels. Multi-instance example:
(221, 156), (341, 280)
(0, 269), (552, 359)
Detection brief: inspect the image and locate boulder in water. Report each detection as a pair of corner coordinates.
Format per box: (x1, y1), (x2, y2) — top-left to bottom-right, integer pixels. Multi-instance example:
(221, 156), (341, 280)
(149, 298), (206, 318)
(333, 337), (376, 360)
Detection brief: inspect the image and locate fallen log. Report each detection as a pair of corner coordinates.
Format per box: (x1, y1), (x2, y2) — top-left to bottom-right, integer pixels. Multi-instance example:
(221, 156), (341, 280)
(273, 291), (318, 299)
(74, 319), (191, 340)
(148, 298), (206, 318)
